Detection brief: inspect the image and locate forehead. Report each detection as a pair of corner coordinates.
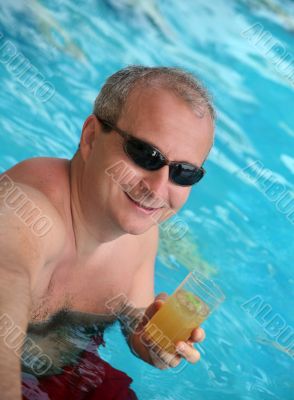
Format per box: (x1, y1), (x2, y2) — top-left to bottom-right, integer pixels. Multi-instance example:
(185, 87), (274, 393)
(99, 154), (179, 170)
(118, 87), (214, 165)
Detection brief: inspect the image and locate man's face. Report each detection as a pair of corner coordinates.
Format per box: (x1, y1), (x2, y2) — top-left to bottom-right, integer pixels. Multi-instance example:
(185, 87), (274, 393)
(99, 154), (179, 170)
(81, 87), (214, 236)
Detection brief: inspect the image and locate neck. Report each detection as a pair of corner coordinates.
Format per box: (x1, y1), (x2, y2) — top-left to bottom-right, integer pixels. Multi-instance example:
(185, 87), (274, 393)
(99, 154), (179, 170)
(69, 153), (126, 258)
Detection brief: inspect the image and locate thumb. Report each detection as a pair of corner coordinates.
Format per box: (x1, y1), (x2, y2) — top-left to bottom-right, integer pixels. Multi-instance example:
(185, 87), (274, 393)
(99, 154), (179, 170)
(142, 292), (169, 325)
(155, 292), (169, 302)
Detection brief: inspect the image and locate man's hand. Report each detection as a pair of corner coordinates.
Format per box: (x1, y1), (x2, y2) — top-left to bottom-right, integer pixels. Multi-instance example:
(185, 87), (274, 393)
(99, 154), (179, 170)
(129, 293), (205, 370)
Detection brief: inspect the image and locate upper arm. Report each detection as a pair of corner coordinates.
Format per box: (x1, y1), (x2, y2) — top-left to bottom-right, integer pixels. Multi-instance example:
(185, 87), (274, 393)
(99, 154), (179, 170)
(127, 225), (159, 308)
(0, 180), (66, 287)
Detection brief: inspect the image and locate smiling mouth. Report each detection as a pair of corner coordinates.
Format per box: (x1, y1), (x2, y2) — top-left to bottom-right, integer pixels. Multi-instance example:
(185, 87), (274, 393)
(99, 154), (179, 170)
(124, 192), (162, 212)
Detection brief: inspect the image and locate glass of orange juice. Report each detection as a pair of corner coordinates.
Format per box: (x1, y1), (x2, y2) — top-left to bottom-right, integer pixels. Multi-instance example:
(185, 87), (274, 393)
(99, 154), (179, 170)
(143, 269), (225, 354)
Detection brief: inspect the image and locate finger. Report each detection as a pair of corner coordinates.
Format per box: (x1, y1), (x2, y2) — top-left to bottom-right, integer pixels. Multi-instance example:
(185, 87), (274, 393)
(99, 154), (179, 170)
(189, 327), (205, 343)
(176, 342), (201, 364)
(141, 335), (182, 369)
(141, 333), (168, 355)
(141, 293), (168, 324)
(142, 304), (159, 324)
(155, 292), (169, 302)
(149, 347), (182, 369)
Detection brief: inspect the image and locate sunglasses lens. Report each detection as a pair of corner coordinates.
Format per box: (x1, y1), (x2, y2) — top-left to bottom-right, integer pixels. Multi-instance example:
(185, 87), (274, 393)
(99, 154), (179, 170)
(123, 134), (205, 186)
(125, 139), (165, 170)
(169, 163), (205, 186)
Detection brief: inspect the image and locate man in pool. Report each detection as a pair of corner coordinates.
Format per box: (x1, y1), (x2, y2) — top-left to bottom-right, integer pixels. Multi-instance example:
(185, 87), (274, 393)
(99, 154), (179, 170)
(0, 66), (215, 399)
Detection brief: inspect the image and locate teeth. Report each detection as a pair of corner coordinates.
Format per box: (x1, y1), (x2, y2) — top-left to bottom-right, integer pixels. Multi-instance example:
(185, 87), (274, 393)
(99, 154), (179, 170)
(128, 194), (154, 210)
(124, 191), (161, 211)
(121, 183), (132, 191)
(134, 200), (150, 209)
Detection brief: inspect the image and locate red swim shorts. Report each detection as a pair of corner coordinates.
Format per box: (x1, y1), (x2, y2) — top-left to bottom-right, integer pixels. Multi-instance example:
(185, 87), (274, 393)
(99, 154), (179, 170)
(22, 335), (138, 400)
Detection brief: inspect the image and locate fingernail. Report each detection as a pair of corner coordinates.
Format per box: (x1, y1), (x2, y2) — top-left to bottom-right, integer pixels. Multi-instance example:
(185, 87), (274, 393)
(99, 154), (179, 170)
(176, 344), (185, 353)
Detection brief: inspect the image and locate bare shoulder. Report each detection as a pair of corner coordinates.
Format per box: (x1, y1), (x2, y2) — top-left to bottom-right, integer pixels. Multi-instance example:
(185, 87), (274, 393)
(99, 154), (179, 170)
(1, 156), (71, 224)
(0, 171), (67, 280)
(1, 156), (69, 230)
(119, 223), (159, 261)
(127, 224), (159, 276)
(3, 157), (69, 200)
(124, 225), (159, 306)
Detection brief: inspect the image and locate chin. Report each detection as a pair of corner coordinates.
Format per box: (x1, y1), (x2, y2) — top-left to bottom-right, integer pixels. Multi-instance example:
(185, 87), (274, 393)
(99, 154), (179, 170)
(118, 215), (155, 236)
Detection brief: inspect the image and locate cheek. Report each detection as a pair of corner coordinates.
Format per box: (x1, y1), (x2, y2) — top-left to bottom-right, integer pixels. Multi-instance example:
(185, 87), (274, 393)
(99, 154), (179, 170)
(170, 187), (191, 211)
(158, 188), (190, 225)
(106, 157), (144, 192)
(91, 143), (125, 184)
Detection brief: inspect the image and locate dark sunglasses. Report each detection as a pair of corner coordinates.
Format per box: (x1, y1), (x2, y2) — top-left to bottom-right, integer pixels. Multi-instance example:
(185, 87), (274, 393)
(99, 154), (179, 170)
(96, 116), (205, 186)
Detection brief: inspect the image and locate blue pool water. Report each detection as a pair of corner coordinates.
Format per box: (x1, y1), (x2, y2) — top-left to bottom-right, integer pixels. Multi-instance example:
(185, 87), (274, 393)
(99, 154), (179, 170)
(0, 1), (293, 399)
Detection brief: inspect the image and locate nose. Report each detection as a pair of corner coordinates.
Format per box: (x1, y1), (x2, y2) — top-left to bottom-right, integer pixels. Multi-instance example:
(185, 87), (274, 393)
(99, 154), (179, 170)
(143, 165), (169, 202)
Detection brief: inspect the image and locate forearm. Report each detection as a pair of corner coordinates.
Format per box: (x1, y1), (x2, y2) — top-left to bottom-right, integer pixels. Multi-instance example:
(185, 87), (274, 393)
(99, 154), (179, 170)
(119, 306), (144, 349)
(119, 305), (154, 364)
(0, 268), (31, 400)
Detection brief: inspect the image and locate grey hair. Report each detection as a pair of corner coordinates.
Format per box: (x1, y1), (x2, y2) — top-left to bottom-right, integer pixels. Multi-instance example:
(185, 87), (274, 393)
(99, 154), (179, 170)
(93, 65), (215, 124)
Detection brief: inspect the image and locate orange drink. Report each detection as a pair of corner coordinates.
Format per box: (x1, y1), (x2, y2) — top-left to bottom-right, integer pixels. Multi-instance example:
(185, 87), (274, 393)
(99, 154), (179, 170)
(144, 270), (225, 353)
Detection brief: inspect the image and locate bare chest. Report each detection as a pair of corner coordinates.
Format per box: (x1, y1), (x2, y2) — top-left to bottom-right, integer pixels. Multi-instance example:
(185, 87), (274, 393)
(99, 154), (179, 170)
(29, 246), (139, 322)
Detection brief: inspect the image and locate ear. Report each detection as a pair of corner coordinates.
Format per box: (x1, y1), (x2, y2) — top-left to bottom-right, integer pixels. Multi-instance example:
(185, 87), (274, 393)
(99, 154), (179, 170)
(79, 115), (99, 162)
